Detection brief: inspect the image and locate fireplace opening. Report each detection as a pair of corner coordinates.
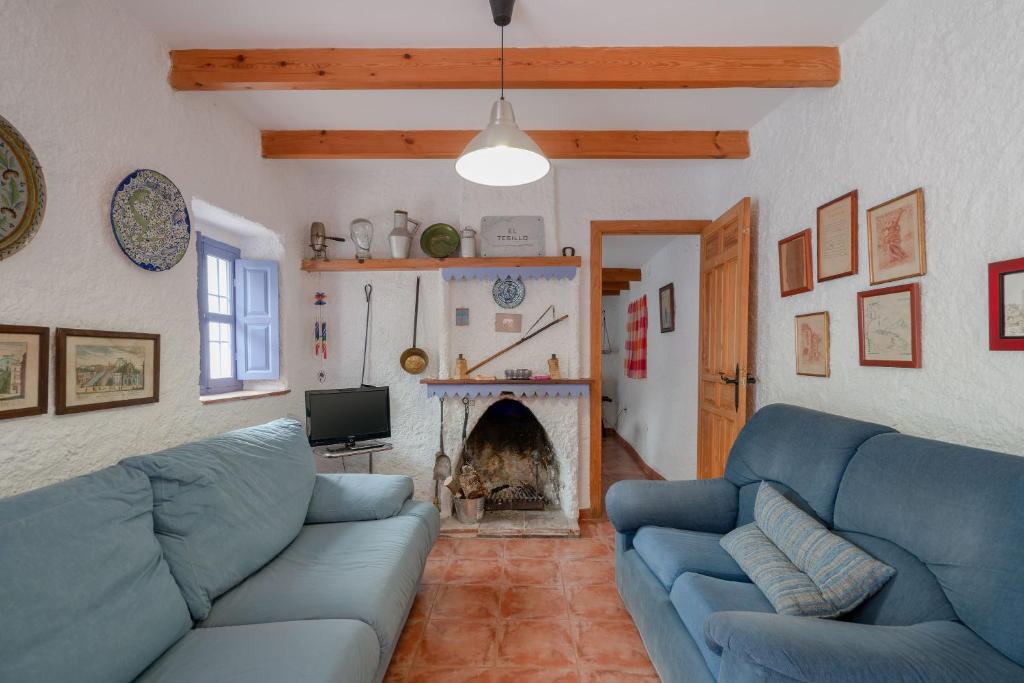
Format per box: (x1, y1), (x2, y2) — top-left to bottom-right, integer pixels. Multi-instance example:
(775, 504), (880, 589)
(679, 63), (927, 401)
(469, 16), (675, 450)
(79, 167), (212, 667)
(460, 398), (560, 511)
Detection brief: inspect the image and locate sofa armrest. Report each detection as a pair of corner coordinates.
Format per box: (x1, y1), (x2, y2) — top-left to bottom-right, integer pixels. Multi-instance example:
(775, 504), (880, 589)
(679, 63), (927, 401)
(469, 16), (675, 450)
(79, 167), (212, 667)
(606, 478), (738, 535)
(305, 473), (414, 524)
(704, 612), (1024, 682)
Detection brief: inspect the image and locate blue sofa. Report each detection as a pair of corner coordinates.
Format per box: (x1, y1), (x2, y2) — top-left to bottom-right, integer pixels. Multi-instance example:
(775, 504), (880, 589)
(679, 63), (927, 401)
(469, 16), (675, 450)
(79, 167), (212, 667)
(608, 404), (1024, 682)
(0, 418), (439, 683)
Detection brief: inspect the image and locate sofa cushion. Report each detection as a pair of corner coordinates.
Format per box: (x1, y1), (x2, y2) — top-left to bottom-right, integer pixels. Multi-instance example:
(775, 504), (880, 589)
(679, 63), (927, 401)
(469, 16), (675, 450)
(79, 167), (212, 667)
(122, 418), (316, 620)
(135, 620), (379, 683)
(838, 531), (957, 626)
(755, 482), (894, 615)
(0, 466), (192, 683)
(200, 508), (433, 664)
(721, 523), (836, 617)
(633, 526), (748, 590)
(725, 404), (894, 526)
(834, 433), (1024, 666)
(670, 572), (774, 678)
(306, 473), (414, 523)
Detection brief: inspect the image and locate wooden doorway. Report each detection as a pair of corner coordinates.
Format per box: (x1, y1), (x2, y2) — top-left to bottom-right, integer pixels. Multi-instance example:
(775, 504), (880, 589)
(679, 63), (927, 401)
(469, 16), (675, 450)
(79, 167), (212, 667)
(697, 198), (754, 478)
(588, 220), (709, 518)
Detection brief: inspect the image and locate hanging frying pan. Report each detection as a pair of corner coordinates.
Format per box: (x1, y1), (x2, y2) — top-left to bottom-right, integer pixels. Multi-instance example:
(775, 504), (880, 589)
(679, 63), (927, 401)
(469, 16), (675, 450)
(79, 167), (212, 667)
(400, 276), (429, 374)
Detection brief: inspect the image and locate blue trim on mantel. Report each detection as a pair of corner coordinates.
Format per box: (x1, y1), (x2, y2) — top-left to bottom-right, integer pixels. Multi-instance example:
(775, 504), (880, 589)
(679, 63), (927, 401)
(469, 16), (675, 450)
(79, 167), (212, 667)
(441, 266), (577, 282)
(425, 383), (590, 399)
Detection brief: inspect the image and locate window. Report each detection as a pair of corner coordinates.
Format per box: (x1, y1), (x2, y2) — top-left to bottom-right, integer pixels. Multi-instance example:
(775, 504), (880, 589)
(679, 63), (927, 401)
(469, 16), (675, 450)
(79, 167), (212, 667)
(198, 234), (243, 394)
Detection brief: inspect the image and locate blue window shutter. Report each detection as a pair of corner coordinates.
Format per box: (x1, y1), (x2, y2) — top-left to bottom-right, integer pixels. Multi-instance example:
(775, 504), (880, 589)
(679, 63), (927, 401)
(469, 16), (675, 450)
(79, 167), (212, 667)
(234, 259), (280, 380)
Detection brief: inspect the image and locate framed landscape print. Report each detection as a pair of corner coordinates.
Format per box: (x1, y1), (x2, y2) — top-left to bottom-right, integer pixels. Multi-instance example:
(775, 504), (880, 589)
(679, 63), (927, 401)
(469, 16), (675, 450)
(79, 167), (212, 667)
(55, 328), (159, 414)
(778, 229), (814, 297)
(817, 190), (858, 281)
(866, 188), (926, 285)
(795, 312), (830, 377)
(989, 256), (1024, 351)
(857, 283), (921, 368)
(659, 283), (675, 333)
(0, 325), (48, 420)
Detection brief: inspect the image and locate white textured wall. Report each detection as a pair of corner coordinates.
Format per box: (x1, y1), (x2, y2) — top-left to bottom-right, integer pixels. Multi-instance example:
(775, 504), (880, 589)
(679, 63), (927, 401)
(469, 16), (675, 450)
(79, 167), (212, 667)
(601, 237), (701, 479)
(703, 0), (1024, 455)
(0, 0), (313, 496)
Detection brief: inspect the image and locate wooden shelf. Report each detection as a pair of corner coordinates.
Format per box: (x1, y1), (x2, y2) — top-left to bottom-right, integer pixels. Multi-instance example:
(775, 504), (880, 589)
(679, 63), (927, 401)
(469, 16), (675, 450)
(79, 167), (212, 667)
(421, 378), (594, 385)
(301, 256), (581, 272)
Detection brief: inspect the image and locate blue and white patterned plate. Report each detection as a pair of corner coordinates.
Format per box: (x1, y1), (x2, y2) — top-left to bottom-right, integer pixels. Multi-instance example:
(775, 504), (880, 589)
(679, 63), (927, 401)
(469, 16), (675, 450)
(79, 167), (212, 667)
(110, 169), (190, 271)
(492, 276), (526, 309)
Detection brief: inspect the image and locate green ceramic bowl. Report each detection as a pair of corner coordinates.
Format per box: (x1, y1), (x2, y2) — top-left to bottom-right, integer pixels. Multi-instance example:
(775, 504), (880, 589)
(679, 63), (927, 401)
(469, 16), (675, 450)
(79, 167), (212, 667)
(420, 223), (461, 258)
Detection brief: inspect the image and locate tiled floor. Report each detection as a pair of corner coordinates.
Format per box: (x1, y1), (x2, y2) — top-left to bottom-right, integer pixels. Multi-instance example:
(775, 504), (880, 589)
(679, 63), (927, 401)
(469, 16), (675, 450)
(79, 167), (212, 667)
(385, 437), (660, 682)
(601, 433), (655, 501)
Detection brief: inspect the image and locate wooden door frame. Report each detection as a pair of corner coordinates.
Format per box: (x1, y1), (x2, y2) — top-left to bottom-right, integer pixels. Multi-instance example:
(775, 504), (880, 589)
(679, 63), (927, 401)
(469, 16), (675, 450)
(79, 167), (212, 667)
(586, 220), (711, 518)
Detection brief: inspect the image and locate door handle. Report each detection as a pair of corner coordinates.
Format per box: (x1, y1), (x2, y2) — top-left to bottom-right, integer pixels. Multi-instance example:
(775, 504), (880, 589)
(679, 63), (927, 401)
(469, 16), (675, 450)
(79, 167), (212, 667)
(719, 364), (757, 410)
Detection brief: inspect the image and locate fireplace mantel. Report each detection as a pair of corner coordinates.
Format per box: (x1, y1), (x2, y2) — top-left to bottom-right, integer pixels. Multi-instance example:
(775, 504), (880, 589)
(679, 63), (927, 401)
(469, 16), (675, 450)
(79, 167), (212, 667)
(421, 378), (593, 399)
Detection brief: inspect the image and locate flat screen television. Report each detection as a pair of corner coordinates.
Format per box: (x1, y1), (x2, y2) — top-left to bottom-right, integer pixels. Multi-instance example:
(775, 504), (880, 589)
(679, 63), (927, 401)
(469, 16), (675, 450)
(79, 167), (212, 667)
(305, 386), (391, 448)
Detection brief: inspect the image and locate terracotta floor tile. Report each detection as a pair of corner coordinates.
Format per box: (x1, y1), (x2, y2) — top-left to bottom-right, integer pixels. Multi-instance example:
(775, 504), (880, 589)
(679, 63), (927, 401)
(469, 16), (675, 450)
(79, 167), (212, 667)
(431, 537), (458, 558)
(405, 668), (492, 683)
(416, 619), (497, 667)
(573, 619), (653, 672)
(432, 584), (502, 621)
(566, 583), (631, 620)
(560, 538), (614, 561)
(500, 586), (570, 620)
(409, 584), (438, 622)
(389, 619), (425, 671)
(504, 558), (561, 586)
(453, 538), (506, 559)
(443, 558), (505, 584)
(422, 556), (450, 584)
(491, 669), (580, 683)
(580, 669), (660, 682)
(578, 521), (606, 539)
(497, 620), (577, 668)
(560, 559), (616, 586)
(503, 537), (566, 559)
(381, 666), (406, 683)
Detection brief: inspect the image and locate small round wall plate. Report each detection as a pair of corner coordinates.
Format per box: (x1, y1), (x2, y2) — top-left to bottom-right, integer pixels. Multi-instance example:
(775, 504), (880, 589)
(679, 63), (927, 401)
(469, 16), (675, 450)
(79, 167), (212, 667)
(492, 276), (526, 309)
(0, 114), (46, 261)
(110, 169), (190, 271)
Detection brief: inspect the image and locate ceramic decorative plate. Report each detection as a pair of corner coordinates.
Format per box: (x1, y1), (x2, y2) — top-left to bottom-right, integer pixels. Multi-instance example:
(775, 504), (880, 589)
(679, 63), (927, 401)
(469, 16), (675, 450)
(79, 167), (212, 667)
(0, 114), (46, 261)
(492, 276), (526, 309)
(420, 222), (461, 259)
(110, 169), (190, 271)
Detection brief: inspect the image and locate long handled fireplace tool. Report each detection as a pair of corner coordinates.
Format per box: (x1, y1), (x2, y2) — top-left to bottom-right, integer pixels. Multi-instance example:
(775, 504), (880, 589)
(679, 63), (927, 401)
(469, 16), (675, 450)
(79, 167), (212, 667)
(360, 284), (373, 386)
(467, 305), (569, 374)
(433, 397), (452, 515)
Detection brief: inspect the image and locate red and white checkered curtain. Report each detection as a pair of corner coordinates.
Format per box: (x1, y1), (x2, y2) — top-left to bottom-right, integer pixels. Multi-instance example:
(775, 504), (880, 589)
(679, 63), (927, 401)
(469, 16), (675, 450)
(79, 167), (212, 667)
(625, 295), (648, 379)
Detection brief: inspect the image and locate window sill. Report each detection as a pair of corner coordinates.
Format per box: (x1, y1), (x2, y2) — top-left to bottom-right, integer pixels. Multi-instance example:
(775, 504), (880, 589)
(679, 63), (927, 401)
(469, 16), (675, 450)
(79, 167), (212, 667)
(200, 388), (291, 405)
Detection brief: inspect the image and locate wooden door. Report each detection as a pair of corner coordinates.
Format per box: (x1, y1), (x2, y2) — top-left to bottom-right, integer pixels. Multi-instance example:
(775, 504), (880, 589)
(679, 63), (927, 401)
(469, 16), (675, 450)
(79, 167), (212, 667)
(697, 198), (753, 479)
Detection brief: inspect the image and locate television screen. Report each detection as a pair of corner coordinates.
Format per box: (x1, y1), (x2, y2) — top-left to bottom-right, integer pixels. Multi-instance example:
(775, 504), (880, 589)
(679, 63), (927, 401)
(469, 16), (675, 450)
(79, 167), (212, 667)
(305, 386), (391, 447)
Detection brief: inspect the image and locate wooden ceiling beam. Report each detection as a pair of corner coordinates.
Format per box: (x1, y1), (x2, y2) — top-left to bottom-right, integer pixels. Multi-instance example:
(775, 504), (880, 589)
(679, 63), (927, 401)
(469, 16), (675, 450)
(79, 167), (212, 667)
(261, 130), (748, 160)
(170, 46), (840, 91)
(602, 289), (623, 296)
(602, 268), (642, 283)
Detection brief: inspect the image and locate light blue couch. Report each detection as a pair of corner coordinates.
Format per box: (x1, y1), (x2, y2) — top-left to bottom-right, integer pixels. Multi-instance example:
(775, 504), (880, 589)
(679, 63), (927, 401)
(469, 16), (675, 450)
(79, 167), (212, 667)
(0, 418), (439, 683)
(608, 404), (1024, 682)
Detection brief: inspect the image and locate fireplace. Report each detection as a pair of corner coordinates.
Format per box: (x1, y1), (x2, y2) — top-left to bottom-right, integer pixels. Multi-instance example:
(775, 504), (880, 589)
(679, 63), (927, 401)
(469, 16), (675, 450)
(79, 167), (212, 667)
(460, 398), (560, 511)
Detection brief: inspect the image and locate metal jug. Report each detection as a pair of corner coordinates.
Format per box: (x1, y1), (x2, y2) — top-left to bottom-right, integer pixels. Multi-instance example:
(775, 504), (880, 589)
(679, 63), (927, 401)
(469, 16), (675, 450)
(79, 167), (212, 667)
(388, 210), (422, 259)
(460, 226), (477, 258)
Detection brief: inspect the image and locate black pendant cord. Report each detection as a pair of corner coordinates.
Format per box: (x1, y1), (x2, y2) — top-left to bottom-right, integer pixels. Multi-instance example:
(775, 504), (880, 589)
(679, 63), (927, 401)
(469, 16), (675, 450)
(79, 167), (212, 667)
(500, 25), (505, 100)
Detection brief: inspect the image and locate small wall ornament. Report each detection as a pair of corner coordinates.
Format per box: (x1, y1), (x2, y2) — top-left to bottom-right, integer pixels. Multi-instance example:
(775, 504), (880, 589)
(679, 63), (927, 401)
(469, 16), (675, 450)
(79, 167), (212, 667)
(110, 169), (190, 271)
(0, 114), (47, 261)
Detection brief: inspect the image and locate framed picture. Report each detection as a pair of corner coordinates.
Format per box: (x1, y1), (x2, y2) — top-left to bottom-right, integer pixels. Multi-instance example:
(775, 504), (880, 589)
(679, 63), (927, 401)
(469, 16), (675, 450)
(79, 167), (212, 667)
(778, 229), (814, 297)
(0, 325), (49, 420)
(495, 313), (522, 333)
(866, 188), (926, 285)
(817, 191), (858, 281)
(857, 283), (921, 368)
(455, 308), (469, 326)
(795, 312), (830, 377)
(989, 257), (1024, 351)
(659, 283), (676, 333)
(55, 328), (160, 414)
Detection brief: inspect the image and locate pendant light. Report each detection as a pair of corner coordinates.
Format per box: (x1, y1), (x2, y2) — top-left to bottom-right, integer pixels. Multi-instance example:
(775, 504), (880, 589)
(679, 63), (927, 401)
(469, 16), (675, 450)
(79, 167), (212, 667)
(455, 0), (550, 187)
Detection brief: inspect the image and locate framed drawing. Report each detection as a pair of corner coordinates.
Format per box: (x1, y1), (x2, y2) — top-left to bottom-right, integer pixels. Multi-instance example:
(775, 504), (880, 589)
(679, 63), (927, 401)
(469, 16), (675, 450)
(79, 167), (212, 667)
(817, 190), (858, 281)
(495, 313), (522, 333)
(659, 283), (676, 333)
(989, 257), (1024, 351)
(0, 325), (48, 420)
(866, 188), (926, 285)
(795, 312), (830, 377)
(778, 229), (814, 297)
(55, 328), (159, 414)
(857, 283), (921, 368)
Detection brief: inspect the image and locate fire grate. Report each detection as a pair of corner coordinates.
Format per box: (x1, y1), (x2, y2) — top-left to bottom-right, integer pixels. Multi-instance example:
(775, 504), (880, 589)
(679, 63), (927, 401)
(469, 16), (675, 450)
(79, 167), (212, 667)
(486, 482), (545, 511)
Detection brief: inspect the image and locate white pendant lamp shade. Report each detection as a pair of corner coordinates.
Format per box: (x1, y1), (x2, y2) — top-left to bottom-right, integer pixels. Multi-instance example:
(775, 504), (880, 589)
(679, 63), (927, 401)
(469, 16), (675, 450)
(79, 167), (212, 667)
(456, 99), (551, 187)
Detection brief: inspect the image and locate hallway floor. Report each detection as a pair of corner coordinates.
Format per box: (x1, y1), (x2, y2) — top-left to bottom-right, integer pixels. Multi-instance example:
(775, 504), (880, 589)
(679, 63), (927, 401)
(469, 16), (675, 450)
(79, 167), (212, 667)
(384, 436), (661, 682)
(602, 432), (658, 502)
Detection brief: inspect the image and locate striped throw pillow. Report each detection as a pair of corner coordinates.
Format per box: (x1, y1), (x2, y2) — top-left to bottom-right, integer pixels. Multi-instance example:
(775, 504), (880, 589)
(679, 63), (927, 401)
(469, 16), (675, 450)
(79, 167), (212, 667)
(754, 482), (895, 616)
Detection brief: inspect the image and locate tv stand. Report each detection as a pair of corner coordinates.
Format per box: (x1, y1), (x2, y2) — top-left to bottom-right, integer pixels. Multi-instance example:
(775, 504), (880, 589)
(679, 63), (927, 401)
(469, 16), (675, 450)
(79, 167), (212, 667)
(315, 441), (393, 473)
